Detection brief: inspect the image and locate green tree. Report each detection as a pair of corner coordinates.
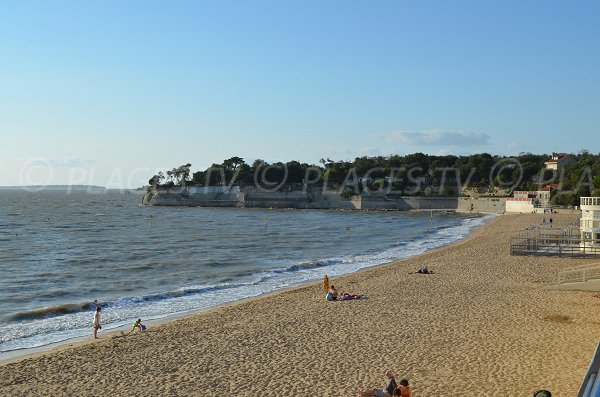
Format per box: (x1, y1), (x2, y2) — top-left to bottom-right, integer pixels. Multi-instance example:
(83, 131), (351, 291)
(175, 163), (192, 186)
(593, 175), (600, 190)
(222, 157), (246, 185)
(285, 161), (305, 184)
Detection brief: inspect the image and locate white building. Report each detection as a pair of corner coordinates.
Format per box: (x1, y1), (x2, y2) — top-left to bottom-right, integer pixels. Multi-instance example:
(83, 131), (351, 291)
(545, 153), (575, 171)
(505, 197), (534, 213)
(580, 197), (600, 248)
(513, 190), (551, 206)
(506, 190), (552, 213)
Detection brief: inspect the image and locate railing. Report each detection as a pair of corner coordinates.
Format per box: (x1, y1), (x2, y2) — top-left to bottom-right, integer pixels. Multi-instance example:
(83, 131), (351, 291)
(581, 197), (600, 207)
(510, 224), (600, 258)
(556, 262), (600, 285)
(579, 342), (600, 397)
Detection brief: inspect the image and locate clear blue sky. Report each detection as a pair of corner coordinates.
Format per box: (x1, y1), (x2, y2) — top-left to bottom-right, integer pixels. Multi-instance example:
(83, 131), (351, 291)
(1, 1), (598, 187)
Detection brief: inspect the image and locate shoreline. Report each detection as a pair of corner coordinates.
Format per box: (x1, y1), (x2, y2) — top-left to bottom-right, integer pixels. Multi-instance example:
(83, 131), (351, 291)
(2, 213), (597, 396)
(0, 212), (494, 365)
(0, 212), (492, 364)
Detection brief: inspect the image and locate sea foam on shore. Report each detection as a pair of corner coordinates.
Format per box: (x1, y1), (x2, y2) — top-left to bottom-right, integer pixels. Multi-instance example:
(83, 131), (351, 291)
(0, 190), (493, 356)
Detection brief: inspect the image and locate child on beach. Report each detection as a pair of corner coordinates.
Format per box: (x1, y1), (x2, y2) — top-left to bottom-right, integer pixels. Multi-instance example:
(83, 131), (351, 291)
(323, 274), (330, 293)
(126, 319), (146, 335)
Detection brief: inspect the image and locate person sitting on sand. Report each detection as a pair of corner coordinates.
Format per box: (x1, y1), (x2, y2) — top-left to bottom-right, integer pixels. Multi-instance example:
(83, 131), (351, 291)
(339, 292), (363, 301)
(126, 318), (146, 335)
(326, 285), (339, 301)
(394, 378), (412, 397)
(359, 370), (397, 397)
(416, 266), (433, 274)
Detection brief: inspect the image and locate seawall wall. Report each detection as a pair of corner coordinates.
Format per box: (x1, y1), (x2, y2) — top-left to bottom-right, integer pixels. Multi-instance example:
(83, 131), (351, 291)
(142, 187), (506, 213)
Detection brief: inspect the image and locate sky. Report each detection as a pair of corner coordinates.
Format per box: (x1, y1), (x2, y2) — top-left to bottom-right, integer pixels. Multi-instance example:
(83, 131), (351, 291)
(1, 1), (599, 188)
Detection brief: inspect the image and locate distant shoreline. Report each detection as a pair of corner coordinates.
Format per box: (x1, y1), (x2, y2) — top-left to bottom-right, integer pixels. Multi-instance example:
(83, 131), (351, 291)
(0, 184), (106, 189)
(0, 186), (145, 192)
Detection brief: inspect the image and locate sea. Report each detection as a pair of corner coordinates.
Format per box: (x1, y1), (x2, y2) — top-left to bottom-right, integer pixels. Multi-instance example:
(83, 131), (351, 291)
(0, 188), (493, 358)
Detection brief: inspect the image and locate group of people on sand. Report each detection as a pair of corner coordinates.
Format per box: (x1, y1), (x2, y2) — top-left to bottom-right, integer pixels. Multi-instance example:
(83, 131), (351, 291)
(323, 275), (363, 301)
(326, 285), (362, 301)
(415, 266), (433, 274)
(359, 370), (412, 397)
(323, 278), (412, 396)
(92, 306), (146, 339)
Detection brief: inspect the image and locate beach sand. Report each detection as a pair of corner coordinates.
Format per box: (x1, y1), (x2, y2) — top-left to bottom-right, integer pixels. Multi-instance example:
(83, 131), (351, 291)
(1, 213), (599, 396)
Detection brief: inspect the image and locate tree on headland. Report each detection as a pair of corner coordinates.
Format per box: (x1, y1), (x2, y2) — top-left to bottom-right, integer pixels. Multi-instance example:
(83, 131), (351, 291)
(222, 157), (247, 185)
(223, 156), (244, 173)
(148, 171), (165, 187)
(175, 163), (192, 186)
(149, 151), (599, 199)
(166, 170), (174, 184)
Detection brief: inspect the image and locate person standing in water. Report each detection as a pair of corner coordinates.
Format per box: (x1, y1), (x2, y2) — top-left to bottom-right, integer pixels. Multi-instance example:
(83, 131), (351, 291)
(93, 307), (102, 339)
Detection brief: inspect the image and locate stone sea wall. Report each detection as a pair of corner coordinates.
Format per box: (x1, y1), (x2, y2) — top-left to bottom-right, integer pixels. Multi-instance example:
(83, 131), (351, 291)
(142, 187), (506, 213)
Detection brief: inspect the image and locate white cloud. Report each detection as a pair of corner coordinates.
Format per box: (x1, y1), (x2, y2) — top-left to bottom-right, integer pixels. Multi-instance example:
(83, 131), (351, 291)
(316, 146), (383, 161)
(382, 129), (490, 147)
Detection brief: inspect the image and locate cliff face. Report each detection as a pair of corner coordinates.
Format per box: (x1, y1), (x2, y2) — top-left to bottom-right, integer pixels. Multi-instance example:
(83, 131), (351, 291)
(142, 187), (243, 207)
(142, 186), (506, 213)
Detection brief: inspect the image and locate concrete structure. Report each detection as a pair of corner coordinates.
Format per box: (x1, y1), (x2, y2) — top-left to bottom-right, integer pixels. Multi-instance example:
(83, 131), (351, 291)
(505, 197), (535, 213)
(512, 190), (551, 207)
(242, 188), (359, 210)
(544, 153), (575, 171)
(580, 197), (600, 248)
(142, 186), (506, 213)
(506, 189), (555, 213)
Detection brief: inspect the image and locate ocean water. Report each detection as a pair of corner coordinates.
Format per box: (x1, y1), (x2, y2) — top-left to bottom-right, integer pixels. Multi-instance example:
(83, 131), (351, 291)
(0, 188), (493, 356)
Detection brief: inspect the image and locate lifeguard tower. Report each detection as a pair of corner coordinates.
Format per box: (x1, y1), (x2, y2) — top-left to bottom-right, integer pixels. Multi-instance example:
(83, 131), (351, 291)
(581, 197), (600, 249)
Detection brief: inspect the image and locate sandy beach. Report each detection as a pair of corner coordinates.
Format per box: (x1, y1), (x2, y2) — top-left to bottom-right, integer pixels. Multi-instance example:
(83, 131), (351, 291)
(1, 212), (598, 396)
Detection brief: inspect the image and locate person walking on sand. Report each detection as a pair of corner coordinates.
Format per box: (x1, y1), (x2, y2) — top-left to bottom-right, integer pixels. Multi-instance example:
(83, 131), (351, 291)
(323, 274), (330, 293)
(93, 306), (102, 339)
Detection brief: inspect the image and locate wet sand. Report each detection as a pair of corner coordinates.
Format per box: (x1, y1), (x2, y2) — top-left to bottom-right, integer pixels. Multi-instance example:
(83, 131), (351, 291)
(1, 213), (598, 396)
